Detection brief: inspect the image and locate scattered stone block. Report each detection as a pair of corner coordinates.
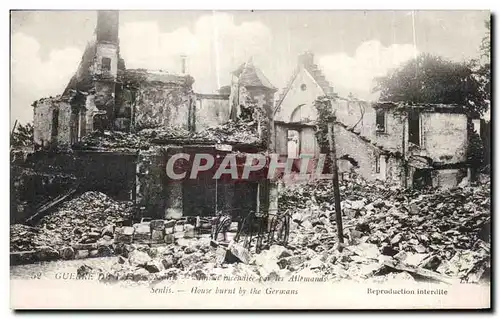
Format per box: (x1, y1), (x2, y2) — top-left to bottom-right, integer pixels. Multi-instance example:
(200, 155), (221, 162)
(75, 249), (90, 259)
(151, 230), (165, 243)
(128, 250), (152, 267)
(150, 220), (165, 231)
(143, 260), (162, 273)
(36, 246), (60, 262)
(59, 247), (75, 260)
(174, 225), (184, 233)
(226, 242), (251, 264)
(164, 234), (175, 244)
(164, 220), (176, 228)
(174, 231), (185, 239)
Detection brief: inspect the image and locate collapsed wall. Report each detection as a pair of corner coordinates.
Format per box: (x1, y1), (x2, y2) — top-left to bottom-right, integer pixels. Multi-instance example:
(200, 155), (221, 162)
(334, 122), (403, 185)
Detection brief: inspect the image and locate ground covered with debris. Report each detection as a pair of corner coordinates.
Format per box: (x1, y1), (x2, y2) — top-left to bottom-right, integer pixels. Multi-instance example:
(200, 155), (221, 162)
(11, 175), (490, 285)
(10, 191), (134, 253)
(279, 177), (491, 283)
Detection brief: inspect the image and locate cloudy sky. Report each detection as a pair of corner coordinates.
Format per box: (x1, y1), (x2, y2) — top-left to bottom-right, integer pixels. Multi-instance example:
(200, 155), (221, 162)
(11, 10), (489, 125)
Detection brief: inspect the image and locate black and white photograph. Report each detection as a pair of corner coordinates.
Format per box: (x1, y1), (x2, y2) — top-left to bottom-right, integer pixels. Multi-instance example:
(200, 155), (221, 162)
(9, 9), (491, 309)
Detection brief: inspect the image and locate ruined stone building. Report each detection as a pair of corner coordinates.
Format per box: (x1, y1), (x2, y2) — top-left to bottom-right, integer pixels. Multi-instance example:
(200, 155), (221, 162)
(30, 11), (277, 221)
(28, 11), (476, 225)
(274, 52), (474, 189)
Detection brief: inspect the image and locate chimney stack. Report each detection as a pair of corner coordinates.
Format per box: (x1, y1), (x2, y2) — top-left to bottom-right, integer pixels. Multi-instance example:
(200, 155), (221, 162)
(298, 51), (314, 68)
(96, 10), (119, 44)
(180, 55), (188, 75)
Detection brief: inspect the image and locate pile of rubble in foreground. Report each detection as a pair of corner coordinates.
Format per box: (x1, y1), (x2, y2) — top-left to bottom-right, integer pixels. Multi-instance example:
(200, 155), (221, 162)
(73, 178), (490, 285)
(10, 177), (490, 284)
(10, 191), (134, 253)
(280, 177), (491, 283)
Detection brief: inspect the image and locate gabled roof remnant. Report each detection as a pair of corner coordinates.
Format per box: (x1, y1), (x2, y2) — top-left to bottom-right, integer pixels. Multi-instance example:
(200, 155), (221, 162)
(63, 40), (98, 96)
(275, 52), (335, 110)
(232, 58), (277, 91)
(298, 52), (334, 96)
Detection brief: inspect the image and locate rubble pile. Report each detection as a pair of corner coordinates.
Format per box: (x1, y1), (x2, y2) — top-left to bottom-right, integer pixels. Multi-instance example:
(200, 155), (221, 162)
(38, 191), (135, 244)
(190, 120), (260, 145)
(138, 126), (192, 141)
(80, 238), (219, 282)
(10, 173), (490, 285)
(80, 174), (490, 285)
(10, 224), (65, 252)
(78, 238), (324, 284)
(10, 191), (135, 256)
(279, 176), (400, 212)
(74, 130), (150, 151)
(141, 120), (260, 145)
(73, 120), (261, 151)
(278, 177), (491, 283)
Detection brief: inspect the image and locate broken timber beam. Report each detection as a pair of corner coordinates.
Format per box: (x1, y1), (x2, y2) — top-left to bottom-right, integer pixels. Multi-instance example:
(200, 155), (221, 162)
(25, 186), (79, 225)
(327, 121), (344, 251)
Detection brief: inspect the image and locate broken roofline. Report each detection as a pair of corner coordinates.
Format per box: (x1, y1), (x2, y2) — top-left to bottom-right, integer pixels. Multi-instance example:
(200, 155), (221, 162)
(121, 69), (194, 86)
(150, 138), (264, 149)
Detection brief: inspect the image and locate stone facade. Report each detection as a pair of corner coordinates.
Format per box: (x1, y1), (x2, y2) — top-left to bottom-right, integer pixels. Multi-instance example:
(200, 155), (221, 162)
(122, 70), (195, 131)
(274, 67), (325, 123)
(274, 52), (471, 189)
(33, 97), (75, 150)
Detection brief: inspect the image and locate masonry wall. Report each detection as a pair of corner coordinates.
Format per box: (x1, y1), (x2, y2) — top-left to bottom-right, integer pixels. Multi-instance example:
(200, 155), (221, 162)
(300, 127), (320, 157)
(374, 110), (406, 153)
(386, 156), (404, 185)
(245, 86), (276, 149)
(245, 86), (275, 111)
(57, 103), (72, 148)
(419, 112), (468, 164)
(134, 82), (193, 131)
(33, 99), (54, 148)
(195, 94), (230, 132)
(334, 123), (402, 185)
(431, 168), (468, 189)
(113, 85), (132, 131)
(334, 123), (380, 181)
(93, 43), (118, 79)
(94, 81), (116, 114)
(334, 102), (406, 154)
(333, 99), (371, 134)
(275, 68), (324, 123)
(136, 147), (167, 218)
(274, 124), (288, 155)
(33, 98), (73, 149)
